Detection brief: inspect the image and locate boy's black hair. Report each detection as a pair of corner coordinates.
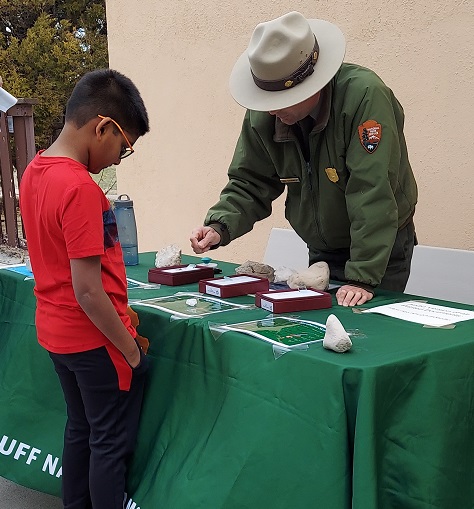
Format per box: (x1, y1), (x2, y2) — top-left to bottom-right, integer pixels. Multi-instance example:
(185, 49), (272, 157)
(65, 68), (149, 136)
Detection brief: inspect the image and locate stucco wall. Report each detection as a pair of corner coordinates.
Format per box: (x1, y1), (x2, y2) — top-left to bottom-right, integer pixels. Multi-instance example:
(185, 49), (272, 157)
(105, 0), (474, 263)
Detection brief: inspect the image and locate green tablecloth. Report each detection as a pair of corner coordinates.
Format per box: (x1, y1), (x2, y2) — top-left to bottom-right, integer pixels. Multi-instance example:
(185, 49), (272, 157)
(1, 253), (473, 508)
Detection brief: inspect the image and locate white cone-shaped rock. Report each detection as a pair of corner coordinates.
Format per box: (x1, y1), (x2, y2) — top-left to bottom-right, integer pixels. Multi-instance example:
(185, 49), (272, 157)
(287, 261), (330, 290)
(323, 314), (352, 353)
(155, 244), (182, 268)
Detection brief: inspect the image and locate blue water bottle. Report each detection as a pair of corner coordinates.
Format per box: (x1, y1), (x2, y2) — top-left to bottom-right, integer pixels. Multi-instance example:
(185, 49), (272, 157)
(114, 194), (139, 266)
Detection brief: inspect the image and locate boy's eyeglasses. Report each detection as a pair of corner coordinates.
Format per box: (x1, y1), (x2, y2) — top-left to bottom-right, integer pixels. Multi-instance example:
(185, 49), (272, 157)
(98, 115), (134, 159)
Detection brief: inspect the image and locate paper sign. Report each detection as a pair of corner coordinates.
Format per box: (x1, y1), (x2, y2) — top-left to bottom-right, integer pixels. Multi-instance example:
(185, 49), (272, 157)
(0, 263), (34, 278)
(0, 88), (17, 112)
(361, 300), (474, 327)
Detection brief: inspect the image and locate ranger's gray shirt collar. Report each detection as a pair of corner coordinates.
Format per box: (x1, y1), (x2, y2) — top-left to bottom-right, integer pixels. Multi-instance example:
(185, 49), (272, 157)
(309, 82), (332, 132)
(273, 81), (333, 142)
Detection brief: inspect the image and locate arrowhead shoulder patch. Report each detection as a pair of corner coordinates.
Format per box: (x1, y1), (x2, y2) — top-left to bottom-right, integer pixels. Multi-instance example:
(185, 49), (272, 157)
(358, 120), (382, 153)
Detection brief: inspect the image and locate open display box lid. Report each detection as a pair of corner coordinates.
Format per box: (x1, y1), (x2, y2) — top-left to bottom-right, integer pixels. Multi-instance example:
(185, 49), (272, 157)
(255, 288), (332, 313)
(148, 264), (215, 286)
(199, 274), (269, 298)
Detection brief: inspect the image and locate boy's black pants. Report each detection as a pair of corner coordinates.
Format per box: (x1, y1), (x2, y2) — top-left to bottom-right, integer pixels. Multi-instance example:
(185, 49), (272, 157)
(49, 343), (148, 509)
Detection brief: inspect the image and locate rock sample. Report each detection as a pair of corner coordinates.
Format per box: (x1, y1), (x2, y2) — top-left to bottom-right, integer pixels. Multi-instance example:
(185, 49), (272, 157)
(323, 314), (352, 353)
(273, 266), (297, 283)
(154, 244), (181, 267)
(287, 261), (329, 290)
(235, 260), (275, 282)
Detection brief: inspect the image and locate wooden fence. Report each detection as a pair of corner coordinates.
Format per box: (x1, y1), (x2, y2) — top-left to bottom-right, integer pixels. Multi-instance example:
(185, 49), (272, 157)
(0, 99), (37, 247)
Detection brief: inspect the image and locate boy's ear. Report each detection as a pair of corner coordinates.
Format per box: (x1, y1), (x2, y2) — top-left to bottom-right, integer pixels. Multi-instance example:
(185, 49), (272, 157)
(95, 116), (111, 139)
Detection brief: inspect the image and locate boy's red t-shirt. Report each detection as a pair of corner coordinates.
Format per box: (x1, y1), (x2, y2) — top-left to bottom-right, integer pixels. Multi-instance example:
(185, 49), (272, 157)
(19, 152), (135, 353)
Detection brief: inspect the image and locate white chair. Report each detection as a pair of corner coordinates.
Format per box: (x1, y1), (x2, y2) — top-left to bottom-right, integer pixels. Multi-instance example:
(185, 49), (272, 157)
(404, 245), (474, 305)
(263, 227), (309, 270)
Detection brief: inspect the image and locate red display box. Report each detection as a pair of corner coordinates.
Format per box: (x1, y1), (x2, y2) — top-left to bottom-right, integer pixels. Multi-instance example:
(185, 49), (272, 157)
(198, 274), (269, 298)
(255, 288), (332, 313)
(148, 265), (215, 286)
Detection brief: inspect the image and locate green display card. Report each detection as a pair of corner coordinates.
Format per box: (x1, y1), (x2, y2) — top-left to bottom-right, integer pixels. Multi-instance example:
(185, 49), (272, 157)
(132, 292), (250, 317)
(220, 317), (326, 347)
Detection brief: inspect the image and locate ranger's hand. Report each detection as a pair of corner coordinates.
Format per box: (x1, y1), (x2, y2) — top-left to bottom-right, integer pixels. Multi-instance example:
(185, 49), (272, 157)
(190, 226), (221, 254)
(336, 284), (373, 307)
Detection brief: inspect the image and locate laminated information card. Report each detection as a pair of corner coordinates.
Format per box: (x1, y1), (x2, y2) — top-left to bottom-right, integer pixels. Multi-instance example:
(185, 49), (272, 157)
(132, 292), (250, 318)
(219, 316), (327, 348)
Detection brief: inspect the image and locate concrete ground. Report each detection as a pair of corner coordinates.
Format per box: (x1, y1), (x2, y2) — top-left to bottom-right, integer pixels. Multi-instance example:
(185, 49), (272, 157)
(0, 476), (62, 508)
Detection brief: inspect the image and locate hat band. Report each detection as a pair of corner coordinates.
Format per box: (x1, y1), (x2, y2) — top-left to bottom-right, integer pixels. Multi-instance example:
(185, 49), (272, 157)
(251, 36), (320, 92)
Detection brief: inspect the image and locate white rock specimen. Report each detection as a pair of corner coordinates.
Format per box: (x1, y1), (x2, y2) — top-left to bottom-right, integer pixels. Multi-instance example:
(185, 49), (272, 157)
(323, 314), (352, 353)
(287, 261), (330, 290)
(235, 260), (275, 282)
(154, 244), (181, 267)
(273, 266), (297, 283)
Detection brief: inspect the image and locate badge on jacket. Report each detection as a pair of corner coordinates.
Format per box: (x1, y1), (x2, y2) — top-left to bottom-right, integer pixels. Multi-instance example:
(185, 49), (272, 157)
(358, 120), (382, 153)
(325, 168), (339, 182)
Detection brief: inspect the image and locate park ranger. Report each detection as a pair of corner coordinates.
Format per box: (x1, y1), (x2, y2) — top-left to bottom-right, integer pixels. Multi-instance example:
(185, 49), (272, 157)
(190, 11), (418, 307)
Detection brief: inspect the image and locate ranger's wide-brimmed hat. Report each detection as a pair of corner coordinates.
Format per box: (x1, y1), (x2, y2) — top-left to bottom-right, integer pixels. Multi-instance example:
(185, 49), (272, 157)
(229, 11), (346, 111)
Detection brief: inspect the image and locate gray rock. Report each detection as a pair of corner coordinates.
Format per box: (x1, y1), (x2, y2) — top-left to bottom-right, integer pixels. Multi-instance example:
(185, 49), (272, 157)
(235, 260), (275, 282)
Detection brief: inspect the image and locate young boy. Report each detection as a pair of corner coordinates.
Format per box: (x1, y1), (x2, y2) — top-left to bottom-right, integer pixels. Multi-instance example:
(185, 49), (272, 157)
(19, 69), (150, 509)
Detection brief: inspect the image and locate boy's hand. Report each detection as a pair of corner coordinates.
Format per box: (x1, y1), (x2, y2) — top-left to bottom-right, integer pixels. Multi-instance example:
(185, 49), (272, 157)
(126, 346), (142, 368)
(71, 256), (144, 363)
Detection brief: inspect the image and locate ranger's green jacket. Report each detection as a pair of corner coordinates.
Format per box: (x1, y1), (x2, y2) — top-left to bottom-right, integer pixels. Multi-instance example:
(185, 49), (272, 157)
(205, 63), (418, 287)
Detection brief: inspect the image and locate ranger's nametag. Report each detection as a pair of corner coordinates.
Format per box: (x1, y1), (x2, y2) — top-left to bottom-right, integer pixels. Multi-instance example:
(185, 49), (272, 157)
(280, 177), (300, 184)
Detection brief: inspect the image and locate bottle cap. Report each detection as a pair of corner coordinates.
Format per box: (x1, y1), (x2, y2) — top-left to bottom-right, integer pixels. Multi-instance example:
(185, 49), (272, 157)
(114, 194), (133, 208)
